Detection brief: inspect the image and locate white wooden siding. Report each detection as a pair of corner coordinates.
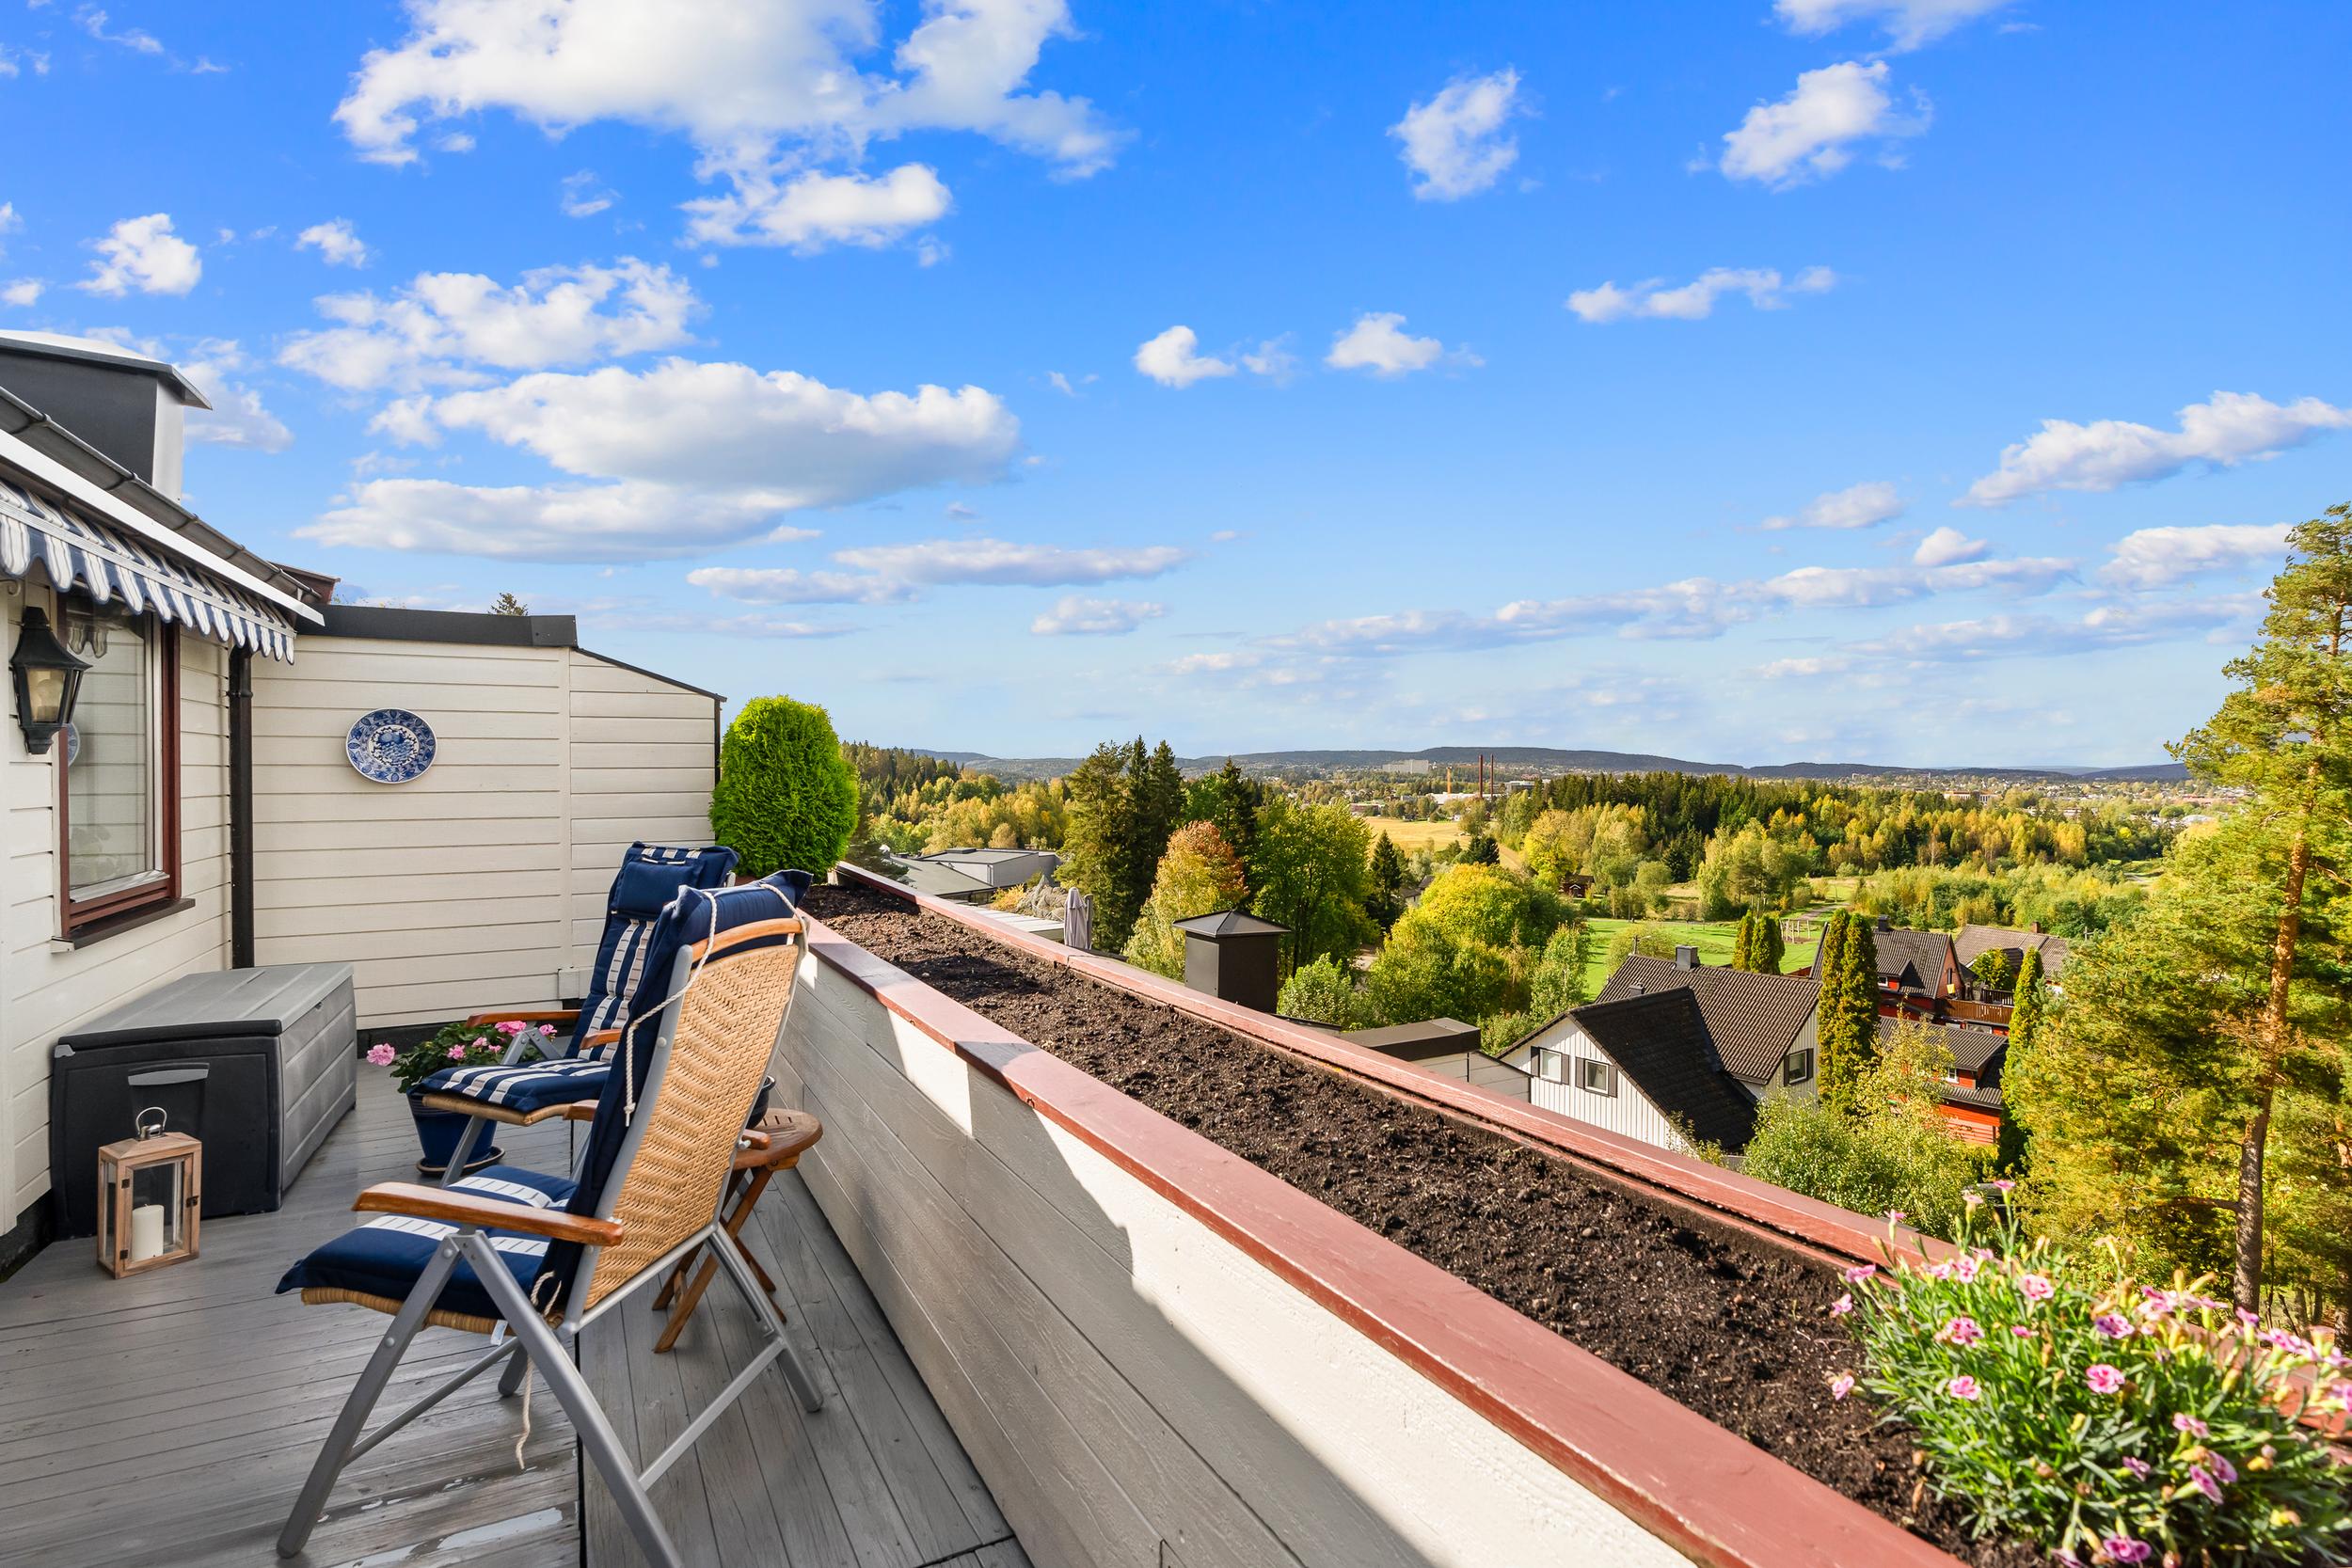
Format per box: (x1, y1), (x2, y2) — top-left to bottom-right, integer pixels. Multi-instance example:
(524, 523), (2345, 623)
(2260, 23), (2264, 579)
(249, 639), (715, 1031)
(2, 589), (230, 1224)
(1519, 1018), (1696, 1154)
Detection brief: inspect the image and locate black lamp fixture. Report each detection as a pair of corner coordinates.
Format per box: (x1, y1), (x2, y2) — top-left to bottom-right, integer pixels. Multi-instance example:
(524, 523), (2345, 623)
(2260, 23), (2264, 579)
(11, 605), (89, 755)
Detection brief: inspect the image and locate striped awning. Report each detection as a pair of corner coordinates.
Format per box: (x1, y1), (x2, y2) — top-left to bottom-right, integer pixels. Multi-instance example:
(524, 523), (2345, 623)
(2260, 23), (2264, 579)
(0, 477), (296, 661)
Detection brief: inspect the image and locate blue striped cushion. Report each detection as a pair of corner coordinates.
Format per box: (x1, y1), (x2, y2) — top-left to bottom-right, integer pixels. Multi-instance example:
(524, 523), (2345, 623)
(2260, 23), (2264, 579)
(277, 1165), (578, 1322)
(415, 1056), (610, 1115)
(574, 844), (737, 1051)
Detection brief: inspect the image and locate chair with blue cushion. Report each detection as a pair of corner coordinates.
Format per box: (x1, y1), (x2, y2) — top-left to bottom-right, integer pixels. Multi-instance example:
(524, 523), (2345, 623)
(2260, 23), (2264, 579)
(420, 842), (739, 1184)
(277, 874), (820, 1568)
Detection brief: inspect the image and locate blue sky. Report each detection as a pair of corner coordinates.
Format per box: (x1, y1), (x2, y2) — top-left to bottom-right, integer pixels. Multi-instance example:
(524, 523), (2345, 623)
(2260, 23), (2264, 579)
(4, 0), (2348, 767)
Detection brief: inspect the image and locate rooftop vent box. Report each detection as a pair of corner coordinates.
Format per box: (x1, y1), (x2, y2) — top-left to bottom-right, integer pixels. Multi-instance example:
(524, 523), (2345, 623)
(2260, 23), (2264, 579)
(1172, 909), (1287, 1014)
(0, 330), (210, 499)
(1674, 944), (1700, 970)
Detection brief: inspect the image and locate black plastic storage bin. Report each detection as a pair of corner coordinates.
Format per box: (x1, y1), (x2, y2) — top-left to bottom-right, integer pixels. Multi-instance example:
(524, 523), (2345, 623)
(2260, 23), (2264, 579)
(49, 963), (357, 1239)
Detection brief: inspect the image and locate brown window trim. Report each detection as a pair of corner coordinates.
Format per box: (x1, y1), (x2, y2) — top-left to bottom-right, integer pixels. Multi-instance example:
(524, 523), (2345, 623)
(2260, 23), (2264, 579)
(57, 616), (181, 939)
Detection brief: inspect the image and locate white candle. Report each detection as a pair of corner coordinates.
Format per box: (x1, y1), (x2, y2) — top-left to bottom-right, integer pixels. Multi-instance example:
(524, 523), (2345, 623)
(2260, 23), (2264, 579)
(128, 1203), (166, 1263)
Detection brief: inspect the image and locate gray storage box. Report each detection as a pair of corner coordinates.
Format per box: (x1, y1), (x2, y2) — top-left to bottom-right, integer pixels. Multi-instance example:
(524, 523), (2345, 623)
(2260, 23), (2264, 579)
(50, 963), (357, 1237)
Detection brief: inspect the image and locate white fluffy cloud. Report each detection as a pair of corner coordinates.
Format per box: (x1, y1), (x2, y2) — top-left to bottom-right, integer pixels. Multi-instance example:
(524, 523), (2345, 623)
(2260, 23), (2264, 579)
(334, 0), (1117, 250)
(1912, 526), (1987, 566)
(302, 358), (1021, 562)
(559, 170), (617, 218)
(1963, 391), (2352, 506)
(1390, 69), (1523, 200)
(1568, 265), (1835, 324)
(683, 164), (951, 251)
(78, 214), (200, 296)
(1133, 325), (1233, 388)
(2, 279), (43, 307)
(2101, 522), (2291, 589)
(1325, 312), (1476, 377)
(829, 536), (1186, 586)
(1774, 0), (2012, 50)
(1030, 595), (1166, 635)
(278, 259), (700, 391)
(295, 219), (371, 268)
(1760, 480), (1904, 531)
(681, 566), (915, 605)
(1720, 61), (1928, 188)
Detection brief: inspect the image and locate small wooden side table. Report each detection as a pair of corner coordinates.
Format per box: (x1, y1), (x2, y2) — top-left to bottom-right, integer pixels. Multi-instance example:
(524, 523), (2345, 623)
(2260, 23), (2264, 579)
(651, 1108), (823, 1353)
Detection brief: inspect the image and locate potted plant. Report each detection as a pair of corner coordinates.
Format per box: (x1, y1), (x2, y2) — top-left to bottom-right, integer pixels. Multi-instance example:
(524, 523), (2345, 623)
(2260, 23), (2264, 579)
(365, 1021), (554, 1176)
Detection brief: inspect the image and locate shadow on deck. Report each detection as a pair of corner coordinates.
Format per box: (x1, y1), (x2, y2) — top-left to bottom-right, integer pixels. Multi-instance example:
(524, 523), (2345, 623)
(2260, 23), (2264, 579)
(0, 1075), (1026, 1568)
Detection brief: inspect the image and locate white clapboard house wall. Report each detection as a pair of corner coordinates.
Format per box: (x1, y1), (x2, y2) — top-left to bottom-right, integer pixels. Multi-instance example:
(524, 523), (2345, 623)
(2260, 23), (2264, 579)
(247, 606), (722, 1033)
(0, 329), (324, 1268)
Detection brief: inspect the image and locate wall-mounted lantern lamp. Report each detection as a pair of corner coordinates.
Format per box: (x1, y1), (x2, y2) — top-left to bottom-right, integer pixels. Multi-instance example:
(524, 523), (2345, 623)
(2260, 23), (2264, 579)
(11, 606), (90, 755)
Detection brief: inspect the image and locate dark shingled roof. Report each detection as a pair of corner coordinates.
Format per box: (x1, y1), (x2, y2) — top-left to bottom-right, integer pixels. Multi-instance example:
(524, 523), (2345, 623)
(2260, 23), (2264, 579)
(1855, 926), (1959, 993)
(1343, 1018), (1484, 1062)
(1567, 990), (1758, 1150)
(1954, 924), (2070, 980)
(1877, 1015), (2007, 1076)
(1595, 956), (1819, 1085)
(1172, 908), (1288, 937)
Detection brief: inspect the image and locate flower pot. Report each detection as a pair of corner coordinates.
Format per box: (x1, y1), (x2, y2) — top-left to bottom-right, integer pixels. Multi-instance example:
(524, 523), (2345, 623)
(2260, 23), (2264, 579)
(407, 1098), (503, 1178)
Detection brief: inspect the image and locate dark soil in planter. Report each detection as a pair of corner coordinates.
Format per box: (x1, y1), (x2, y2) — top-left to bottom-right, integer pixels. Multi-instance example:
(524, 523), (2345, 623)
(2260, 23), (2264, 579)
(809, 883), (2043, 1565)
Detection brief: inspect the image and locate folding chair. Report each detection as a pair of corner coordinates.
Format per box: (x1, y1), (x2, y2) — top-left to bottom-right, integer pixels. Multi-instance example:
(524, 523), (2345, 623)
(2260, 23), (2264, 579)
(276, 876), (821, 1568)
(422, 842), (739, 1185)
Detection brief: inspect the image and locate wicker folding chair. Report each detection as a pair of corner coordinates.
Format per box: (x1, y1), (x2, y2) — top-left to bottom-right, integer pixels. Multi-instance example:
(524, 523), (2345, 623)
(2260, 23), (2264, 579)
(421, 841), (739, 1186)
(275, 876), (821, 1568)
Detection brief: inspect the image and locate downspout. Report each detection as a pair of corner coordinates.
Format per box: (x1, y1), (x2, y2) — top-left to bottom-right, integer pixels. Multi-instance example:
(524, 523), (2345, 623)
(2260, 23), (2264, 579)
(229, 645), (255, 968)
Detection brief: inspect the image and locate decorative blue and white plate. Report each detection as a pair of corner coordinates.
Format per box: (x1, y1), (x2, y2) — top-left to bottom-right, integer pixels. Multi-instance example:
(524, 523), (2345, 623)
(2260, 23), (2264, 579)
(61, 721), (79, 768)
(346, 709), (437, 784)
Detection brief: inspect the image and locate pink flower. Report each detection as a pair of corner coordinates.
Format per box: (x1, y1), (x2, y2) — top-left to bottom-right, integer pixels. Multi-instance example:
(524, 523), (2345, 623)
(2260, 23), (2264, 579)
(2235, 1307), (2261, 1330)
(1950, 1254), (1981, 1283)
(365, 1042), (397, 1067)
(2086, 1363), (2124, 1394)
(1829, 1372), (1855, 1401)
(2172, 1413), (2208, 1437)
(1963, 1190), (1984, 1209)
(469, 1036), (488, 1051)
(2017, 1272), (2055, 1303)
(2010, 1325), (2035, 1338)
(1928, 1260), (1954, 1281)
(1842, 1264), (1877, 1285)
(2187, 1465), (2223, 1503)
(538, 1023), (556, 1037)
(2122, 1456), (2152, 1480)
(2093, 1313), (2134, 1340)
(2102, 1536), (2152, 1564)
(1828, 1293), (1853, 1318)
(1885, 1210), (1906, 1224)
(1990, 1178), (2015, 1193)
(1945, 1375), (1980, 1402)
(1937, 1316), (1984, 1348)
(496, 1019), (526, 1035)
(446, 1043), (467, 1059)
(2207, 1454), (2237, 1485)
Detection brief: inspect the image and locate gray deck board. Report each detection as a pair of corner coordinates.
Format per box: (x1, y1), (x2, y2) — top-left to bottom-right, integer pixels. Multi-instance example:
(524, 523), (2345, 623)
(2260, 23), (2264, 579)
(0, 1072), (1025, 1568)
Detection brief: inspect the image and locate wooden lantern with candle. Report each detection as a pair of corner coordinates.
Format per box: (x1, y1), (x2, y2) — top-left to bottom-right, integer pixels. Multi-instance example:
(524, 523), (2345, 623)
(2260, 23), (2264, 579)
(95, 1111), (200, 1277)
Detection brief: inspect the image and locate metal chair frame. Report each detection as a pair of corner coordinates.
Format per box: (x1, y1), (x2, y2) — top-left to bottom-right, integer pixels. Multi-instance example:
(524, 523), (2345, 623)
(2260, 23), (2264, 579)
(278, 924), (822, 1568)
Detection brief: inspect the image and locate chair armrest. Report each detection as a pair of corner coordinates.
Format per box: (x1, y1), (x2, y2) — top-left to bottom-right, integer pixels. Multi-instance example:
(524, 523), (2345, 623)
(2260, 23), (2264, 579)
(355, 1181), (623, 1245)
(559, 1101), (600, 1124)
(579, 1027), (623, 1055)
(464, 1008), (580, 1028)
(415, 1093), (574, 1128)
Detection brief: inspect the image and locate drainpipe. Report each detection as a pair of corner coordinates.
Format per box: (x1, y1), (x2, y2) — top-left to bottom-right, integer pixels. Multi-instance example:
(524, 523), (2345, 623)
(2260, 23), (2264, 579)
(229, 646), (255, 968)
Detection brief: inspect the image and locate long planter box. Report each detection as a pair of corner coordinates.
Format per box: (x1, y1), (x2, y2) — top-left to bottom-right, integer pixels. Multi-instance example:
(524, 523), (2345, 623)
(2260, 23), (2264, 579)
(780, 872), (1971, 1568)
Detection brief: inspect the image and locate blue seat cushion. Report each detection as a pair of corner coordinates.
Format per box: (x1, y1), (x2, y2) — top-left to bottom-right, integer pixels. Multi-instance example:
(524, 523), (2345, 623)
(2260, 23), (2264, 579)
(277, 1164), (577, 1323)
(417, 1056), (610, 1114)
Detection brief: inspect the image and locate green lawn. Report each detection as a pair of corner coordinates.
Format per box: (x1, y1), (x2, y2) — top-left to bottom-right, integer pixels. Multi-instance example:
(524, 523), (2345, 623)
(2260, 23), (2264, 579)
(1578, 916), (1820, 999)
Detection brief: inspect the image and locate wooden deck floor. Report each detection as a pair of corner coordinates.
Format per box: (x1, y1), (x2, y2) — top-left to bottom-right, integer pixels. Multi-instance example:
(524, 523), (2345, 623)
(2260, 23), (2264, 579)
(0, 1075), (1026, 1568)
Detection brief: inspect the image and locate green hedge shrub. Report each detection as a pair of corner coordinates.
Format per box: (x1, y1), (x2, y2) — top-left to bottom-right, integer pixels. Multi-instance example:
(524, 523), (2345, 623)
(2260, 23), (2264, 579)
(709, 695), (858, 879)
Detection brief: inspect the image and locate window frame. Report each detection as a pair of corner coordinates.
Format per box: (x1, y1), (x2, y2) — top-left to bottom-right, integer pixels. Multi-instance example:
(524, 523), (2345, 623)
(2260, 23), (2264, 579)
(56, 610), (181, 936)
(1577, 1056), (1616, 1097)
(1783, 1046), (1816, 1085)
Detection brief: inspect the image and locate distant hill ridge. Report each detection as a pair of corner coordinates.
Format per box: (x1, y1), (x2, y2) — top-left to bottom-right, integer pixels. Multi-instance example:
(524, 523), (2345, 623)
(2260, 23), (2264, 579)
(905, 745), (2188, 785)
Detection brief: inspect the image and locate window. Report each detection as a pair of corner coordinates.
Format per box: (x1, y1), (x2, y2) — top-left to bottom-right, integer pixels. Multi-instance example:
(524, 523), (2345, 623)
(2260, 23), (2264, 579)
(1537, 1048), (1565, 1083)
(1783, 1047), (1815, 1085)
(1578, 1056), (1615, 1096)
(58, 603), (178, 933)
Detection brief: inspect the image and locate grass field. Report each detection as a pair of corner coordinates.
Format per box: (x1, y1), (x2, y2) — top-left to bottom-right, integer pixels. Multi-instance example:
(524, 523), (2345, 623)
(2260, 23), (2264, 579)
(1579, 916), (1820, 999)
(1359, 817), (1465, 853)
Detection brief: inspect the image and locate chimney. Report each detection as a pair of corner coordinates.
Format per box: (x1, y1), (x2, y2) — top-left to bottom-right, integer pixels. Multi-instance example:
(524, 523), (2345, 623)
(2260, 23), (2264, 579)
(1172, 909), (1288, 1013)
(0, 331), (209, 499)
(2028, 921), (2043, 935)
(1875, 915), (1892, 932)
(1674, 944), (1699, 971)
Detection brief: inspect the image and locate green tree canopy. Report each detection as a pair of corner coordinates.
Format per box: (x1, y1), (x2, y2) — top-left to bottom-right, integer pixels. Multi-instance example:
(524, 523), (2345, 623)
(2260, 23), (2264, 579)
(1970, 947), (2016, 990)
(1816, 911), (1883, 1117)
(1122, 822), (1248, 979)
(707, 696), (858, 878)
(1247, 798), (1375, 975)
(1277, 955), (1370, 1030)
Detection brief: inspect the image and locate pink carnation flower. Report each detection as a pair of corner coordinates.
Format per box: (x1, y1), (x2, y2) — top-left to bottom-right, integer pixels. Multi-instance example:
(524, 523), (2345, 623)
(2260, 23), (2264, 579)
(1950, 1254), (1980, 1283)
(2172, 1413), (2208, 1437)
(446, 1043), (467, 1059)
(2010, 1325), (2036, 1338)
(1945, 1375), (1980, 1402)
(2016, 1272), (2055, 1303)
(469, 1036), (488, 1051)
(2102, 1537), (2152, 1564)
(1937, 1316), (1984, 1348)
(2085, 1363), (2124, 1395)
(1963, 1190), (1984, 1209)
(496, 1019), (526, 1035)
(365, 1042), (396, 1067)
(1828, 1293), (1853, 1318)
(2093, 1313), (2134, 1339)
(1842, 1264), (1877, 1285)
(2187, 1465), (2223, 1503)
(2122, 1456), (2152, 1480)
(1989, 1178), (2015, 1193)
(1829, 1372), (1854, 1401)
(2207, 1454), (2237, 1485)
(1885, 1210), (1906, 1224)
(538, 1023), (556, 1037)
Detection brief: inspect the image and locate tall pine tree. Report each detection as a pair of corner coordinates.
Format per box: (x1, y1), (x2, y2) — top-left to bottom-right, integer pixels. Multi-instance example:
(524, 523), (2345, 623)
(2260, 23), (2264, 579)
(1818, 911), (1883, 1117)
(1731, 911), (1755, 971)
